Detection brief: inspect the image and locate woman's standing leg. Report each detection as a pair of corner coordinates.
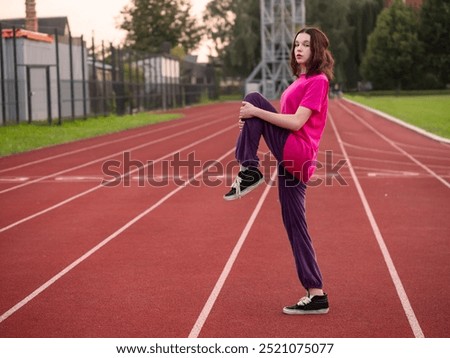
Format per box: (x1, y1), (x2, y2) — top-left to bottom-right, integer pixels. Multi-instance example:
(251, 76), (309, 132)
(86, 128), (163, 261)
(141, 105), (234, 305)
(278, 164), (329, 314)
(277, 164), (323, 289)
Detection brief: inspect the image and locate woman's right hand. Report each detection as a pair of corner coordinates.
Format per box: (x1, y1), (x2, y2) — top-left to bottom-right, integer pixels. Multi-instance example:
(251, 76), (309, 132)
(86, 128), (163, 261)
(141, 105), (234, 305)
(238, 119), (244, 131)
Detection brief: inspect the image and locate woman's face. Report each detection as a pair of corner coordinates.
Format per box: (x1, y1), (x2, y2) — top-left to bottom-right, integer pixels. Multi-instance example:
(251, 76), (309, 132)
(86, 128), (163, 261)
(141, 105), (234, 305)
(294, 32), (312, 71)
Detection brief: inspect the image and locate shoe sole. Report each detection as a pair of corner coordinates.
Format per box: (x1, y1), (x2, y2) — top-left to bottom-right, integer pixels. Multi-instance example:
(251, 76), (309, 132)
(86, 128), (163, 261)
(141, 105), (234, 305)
(282, 307), (329, 315)
(223, 178), (265, 201)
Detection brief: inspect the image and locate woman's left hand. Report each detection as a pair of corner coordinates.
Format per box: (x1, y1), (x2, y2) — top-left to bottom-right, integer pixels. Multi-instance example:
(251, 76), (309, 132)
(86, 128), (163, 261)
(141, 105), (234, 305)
(239, 101), (255, 119)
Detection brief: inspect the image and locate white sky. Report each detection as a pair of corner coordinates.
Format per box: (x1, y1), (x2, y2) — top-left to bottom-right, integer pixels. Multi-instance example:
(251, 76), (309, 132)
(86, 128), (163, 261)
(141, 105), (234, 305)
(0, 0), (211, 61)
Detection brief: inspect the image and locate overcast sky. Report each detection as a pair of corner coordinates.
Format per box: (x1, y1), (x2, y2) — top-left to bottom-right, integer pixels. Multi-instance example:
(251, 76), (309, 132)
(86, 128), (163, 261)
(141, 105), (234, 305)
(0, 0), (211, 60)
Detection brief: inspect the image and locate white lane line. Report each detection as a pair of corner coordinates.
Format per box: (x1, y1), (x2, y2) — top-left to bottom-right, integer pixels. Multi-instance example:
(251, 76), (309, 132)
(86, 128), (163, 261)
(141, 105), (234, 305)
(0, 177), (30, 182)
(329, 112), (425, 338)
(343, 140), (450, 162)
(188, 170), (278, 338)
(0, 148), (236, 324)
(0, 124), (236, 234)
(366, 171), (420, 178)
(0, 109), (222, 174)
(0, 116), (230, 195)
(338, 102), (450, 189)
(54, 176), (105, 182)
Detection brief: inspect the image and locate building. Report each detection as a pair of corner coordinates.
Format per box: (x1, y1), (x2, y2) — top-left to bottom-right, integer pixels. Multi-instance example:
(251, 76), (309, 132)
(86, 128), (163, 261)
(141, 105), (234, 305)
(0, 0), (70, 36)
(0, 28), (88, 122)
(0, 17), (70, 37)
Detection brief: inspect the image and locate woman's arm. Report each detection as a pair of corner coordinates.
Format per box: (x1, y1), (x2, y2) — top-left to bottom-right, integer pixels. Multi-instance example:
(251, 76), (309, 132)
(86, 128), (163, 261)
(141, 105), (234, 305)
(239, 101), (312, 131)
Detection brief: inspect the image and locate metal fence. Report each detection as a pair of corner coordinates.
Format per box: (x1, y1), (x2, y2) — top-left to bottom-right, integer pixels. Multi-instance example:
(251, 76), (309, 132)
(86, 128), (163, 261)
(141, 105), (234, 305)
(0, 24), (218, 125)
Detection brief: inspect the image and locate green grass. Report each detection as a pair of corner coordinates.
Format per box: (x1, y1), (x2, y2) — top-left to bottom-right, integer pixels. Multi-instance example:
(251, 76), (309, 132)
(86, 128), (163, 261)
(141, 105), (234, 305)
(0, 112), (182, 157)
(345, 94), (450, 139)
(196, 92), (243, 105)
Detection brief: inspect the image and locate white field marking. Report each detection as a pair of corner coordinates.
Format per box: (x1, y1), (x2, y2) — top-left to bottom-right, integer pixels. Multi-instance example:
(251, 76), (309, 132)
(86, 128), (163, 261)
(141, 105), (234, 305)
(54, 176), (105, 182)
(342, 141), (450, 162)
(0, 148), (236, 324)
(367, 171), (420, 178)
(0, 110), (220, 174)
(130, 175), (186, 181)
(342, 142), (404, 156)
(338, 102), (450, 189)
(390, 140), (450, 154)
(0, 177), (29, 182)
(329, 112), (425, 338)
(0, 124), (236, 234)
(347, 154), (450, 171)
(351, 166), (421, 176)
(189, 170), (278, 338)
(0, 115), (230, 195)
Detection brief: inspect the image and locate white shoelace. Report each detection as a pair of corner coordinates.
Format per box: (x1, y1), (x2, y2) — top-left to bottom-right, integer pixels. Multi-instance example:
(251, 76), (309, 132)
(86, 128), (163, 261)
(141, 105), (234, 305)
(297, 296), (312, 306)
(231, 175), (243, 198)
(231, 165), (247, 198)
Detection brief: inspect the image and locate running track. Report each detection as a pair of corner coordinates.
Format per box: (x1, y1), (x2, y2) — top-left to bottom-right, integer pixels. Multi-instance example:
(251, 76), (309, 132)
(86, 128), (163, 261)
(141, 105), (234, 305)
(0, 99), (448, 338)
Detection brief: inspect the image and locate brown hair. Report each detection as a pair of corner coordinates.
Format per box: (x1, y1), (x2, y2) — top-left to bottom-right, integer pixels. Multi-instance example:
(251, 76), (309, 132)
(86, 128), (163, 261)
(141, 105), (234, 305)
(290, 27), (334, 81)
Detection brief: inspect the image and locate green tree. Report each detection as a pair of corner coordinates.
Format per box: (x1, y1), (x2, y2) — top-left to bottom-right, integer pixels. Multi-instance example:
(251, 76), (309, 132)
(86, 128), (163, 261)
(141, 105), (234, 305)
(345, 0), (384, 89)
(418, 0), (450, 87)
(222, 0), (260, 77)
(203, 0), (235, 57)
(305, 0), (383, 90)
(306, 0), (352, 85)
(203, 0), (383, 87)
(119, 0), (203, 53)
(204, 0), (260, 77)
(361, 0), (422, 90)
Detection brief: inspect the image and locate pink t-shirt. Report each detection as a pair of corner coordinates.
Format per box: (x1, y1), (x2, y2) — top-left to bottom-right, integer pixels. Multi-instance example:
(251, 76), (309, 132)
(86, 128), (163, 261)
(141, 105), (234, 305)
(280, 73), (329, 182)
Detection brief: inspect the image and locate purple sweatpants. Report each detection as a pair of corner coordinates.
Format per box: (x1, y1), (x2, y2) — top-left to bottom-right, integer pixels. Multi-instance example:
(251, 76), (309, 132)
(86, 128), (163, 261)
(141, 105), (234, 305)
(235, 92), (323, 290)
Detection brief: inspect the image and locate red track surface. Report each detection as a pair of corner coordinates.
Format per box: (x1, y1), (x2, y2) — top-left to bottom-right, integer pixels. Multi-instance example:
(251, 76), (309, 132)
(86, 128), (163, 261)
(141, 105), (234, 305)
(0, 100), (449, 338)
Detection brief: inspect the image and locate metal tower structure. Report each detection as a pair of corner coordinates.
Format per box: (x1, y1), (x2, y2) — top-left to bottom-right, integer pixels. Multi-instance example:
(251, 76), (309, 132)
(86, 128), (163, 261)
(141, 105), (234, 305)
(246, 0), (305, 99)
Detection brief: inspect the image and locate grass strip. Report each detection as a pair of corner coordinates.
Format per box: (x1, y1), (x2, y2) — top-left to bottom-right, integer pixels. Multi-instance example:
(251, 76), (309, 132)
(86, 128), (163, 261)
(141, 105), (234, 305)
(345, 94), (450, 139)
(0, 112), (182, 157)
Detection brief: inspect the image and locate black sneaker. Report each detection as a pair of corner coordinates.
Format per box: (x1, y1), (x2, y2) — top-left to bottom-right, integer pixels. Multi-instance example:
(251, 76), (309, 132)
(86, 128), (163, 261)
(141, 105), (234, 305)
(283, 294), (329, 315)
(223, 166), (264, 201)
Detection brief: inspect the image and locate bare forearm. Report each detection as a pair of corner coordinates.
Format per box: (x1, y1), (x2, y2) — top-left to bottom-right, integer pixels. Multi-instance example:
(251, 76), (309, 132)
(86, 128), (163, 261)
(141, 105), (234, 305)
(252, 107), (309, 131)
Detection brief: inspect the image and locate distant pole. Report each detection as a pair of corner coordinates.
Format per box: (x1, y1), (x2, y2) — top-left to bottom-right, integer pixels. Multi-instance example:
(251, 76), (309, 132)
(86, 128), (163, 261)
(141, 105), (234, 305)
(101, 41), (107, 116)
(46, 66), (52, 124)
(12, 27), (20, 123)
(92, 36), (98, 117)
(26, 66), (32, 123)
(69, 31), (75, 119)
(0, 23), (6, 125)
(55, 29), (62, 125)
(128, 50), (132, 115)
(81, 35), (87, 119)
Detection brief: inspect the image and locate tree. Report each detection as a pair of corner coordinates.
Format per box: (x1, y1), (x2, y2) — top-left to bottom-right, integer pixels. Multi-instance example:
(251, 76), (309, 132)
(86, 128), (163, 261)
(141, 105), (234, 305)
(203, 0), (236, 57)
(222, 0), (260, 77)
(345, 0), (384, 89)
(203, 0), (260, 77)
(418, 0), (450, 87)
(361, 0), (422, 90)
(119, 0), (203, 53)
(305, 0), (384, 90)
(306, 0), (352, 85)
(202, 0), (384, 87)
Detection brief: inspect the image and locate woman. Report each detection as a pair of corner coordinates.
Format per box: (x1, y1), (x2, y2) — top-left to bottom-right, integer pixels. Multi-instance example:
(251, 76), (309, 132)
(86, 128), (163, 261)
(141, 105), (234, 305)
(224, 27), (334, 314)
